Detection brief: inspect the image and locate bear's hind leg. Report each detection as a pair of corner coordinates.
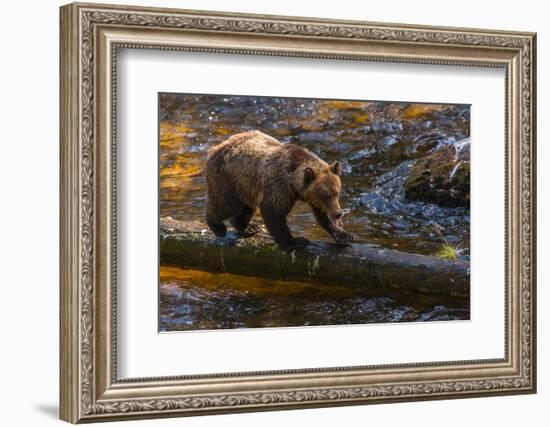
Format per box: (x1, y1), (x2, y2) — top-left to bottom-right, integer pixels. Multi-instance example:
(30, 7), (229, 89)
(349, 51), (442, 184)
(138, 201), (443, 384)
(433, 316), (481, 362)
(230, 206), (261, 236)
(205, 178), (241, 237)
(206, 214), (227, 237)
(205, 200), (228, 237)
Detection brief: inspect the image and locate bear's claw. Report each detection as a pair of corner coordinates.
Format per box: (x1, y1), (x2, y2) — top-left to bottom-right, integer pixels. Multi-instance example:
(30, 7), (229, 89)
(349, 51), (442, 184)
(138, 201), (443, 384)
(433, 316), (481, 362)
(333, 231), (355, 245)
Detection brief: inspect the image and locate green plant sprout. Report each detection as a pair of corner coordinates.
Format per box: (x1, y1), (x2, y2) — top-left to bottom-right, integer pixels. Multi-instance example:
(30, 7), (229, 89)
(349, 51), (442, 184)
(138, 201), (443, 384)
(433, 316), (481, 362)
(432, 223), (462, 260)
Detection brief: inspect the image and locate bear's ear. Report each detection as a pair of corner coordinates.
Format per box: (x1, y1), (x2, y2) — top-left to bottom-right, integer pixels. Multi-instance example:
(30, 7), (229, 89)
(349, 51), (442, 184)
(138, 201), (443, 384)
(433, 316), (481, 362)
(330, 161), (342, 176)
(304, 167), (316, 186)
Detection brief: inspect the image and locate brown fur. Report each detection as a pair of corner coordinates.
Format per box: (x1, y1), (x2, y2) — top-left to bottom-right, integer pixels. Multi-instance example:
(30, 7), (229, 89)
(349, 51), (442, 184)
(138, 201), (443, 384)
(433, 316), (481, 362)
(205, 130), (354, 250)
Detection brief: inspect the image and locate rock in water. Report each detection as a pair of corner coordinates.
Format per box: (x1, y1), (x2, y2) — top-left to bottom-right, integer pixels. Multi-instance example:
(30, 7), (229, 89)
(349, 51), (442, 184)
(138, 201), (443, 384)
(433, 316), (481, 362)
(404, 138), (470, 207)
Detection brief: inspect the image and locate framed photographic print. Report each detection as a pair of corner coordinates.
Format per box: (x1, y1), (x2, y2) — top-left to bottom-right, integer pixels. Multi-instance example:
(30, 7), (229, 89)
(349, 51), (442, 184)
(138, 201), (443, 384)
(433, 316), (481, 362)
(60, 2), (537, 423)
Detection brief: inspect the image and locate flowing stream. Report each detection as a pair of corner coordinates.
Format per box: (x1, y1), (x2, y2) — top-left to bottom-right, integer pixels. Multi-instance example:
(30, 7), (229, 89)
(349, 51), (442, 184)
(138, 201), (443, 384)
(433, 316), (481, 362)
(159, 94), (471, 331)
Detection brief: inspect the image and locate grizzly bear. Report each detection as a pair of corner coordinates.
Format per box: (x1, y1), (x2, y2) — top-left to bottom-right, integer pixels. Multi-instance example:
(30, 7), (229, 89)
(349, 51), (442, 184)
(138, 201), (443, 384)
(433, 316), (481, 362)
(205, 130), (354, 250)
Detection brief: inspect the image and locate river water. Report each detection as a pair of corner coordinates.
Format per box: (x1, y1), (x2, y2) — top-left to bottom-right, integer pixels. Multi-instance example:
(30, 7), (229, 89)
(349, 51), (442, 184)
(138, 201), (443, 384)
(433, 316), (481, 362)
(159, 94), (471, 331)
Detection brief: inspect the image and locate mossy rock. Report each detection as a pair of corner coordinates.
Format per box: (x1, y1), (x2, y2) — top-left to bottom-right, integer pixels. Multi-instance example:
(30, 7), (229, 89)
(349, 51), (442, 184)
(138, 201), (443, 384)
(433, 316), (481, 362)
(405, 139), (470, 207)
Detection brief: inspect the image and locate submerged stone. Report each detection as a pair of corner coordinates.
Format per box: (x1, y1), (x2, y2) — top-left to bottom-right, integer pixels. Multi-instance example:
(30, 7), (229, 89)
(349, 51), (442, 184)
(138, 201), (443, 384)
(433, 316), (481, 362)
(350, 146), (377, 161)
(371, 120), (403, 133)
(359, 192), (390, 213)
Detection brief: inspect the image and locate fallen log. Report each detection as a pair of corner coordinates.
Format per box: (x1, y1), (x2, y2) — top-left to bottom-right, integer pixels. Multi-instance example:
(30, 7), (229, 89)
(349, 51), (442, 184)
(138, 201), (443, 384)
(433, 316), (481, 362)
(160, 217), (470, 297)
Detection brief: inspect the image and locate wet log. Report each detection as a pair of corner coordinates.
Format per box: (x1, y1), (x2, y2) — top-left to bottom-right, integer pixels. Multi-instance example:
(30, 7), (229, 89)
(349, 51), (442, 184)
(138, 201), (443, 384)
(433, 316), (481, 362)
(160, 217), (469, 297)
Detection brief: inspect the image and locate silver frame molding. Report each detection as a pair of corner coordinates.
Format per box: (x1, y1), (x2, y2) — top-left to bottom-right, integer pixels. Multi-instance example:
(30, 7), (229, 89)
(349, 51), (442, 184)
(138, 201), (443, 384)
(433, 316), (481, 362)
(60, 2), (537, 423)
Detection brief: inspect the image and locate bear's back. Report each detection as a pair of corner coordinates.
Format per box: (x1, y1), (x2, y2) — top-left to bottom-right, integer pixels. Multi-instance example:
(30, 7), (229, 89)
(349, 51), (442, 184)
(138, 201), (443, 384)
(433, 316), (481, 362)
(206, 131), (287, 202)
(211, 129), (281, 154)
(207, 131), (283, 170)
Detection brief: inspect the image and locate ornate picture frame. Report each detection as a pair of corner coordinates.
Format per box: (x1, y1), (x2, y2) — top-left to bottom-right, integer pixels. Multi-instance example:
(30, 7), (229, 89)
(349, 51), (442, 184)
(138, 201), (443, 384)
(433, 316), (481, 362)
(60, 2), (536, 423)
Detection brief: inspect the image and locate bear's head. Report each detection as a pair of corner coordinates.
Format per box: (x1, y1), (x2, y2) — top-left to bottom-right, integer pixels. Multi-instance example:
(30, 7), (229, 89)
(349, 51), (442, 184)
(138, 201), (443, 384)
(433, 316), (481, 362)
(303, 161), (344, 220)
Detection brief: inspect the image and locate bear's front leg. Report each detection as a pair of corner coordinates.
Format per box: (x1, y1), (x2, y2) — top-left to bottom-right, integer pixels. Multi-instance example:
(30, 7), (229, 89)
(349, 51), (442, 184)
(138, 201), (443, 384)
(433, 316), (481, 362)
(312, 207), (354, 244)
(260, 203), (309, 251)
